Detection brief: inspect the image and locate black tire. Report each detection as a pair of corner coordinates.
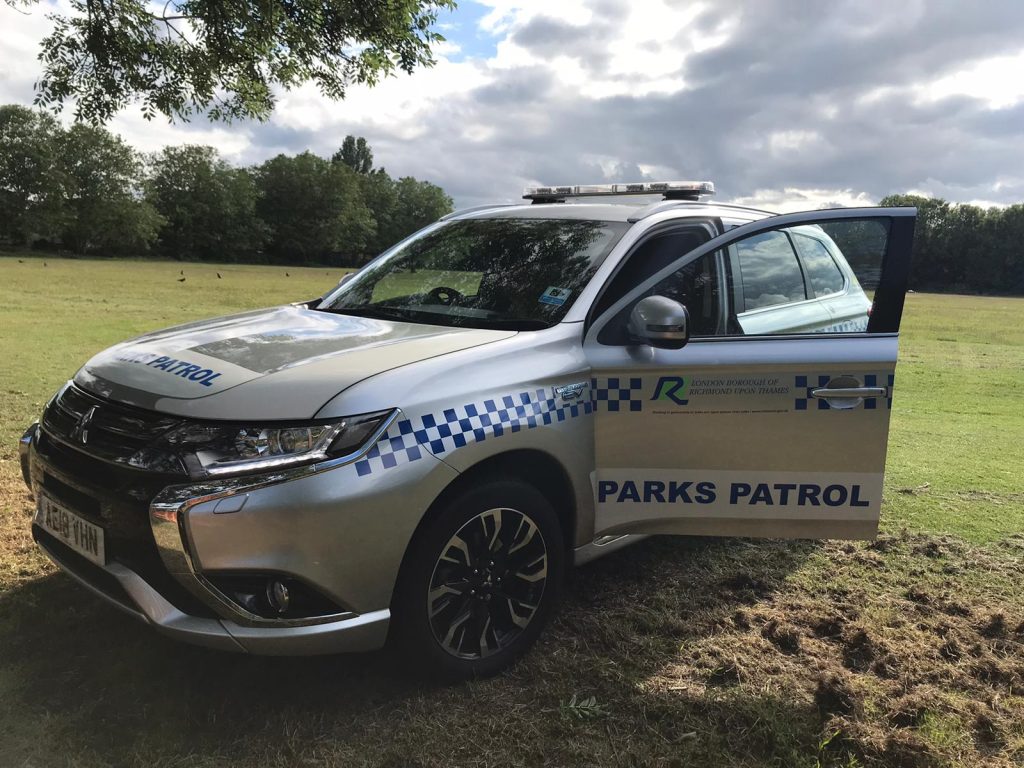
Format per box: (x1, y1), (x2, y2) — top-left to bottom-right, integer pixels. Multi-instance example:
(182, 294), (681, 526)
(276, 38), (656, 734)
(390, 479), (565, 680)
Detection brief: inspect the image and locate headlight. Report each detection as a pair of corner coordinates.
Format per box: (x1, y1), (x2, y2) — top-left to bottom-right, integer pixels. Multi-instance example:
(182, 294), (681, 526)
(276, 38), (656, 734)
(129, 410), (394, 478)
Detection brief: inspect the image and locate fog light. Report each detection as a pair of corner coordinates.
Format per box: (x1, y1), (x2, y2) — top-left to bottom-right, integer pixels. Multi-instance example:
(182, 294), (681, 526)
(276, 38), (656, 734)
(267, 579), (290, 613)
(206, 572), (343, 619)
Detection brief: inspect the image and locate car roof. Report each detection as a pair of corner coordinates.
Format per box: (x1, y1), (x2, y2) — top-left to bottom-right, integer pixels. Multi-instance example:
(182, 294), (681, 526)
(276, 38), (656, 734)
(445, 201), (777, 224)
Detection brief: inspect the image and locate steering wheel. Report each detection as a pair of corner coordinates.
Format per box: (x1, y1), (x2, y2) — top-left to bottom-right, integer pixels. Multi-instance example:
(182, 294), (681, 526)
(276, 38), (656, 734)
(426, 286), (464, 306)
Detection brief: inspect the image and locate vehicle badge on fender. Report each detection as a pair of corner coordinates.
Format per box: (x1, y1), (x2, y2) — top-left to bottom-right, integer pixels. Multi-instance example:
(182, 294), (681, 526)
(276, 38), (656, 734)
(553, 382), (587, 401)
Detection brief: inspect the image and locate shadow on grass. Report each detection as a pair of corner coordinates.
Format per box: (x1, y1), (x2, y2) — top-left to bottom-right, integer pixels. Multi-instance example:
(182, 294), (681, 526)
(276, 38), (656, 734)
(1, 535), (824, 766)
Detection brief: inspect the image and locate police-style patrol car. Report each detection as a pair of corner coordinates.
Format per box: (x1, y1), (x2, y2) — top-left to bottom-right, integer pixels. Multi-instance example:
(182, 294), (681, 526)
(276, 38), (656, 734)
(19, 181), (915, 678)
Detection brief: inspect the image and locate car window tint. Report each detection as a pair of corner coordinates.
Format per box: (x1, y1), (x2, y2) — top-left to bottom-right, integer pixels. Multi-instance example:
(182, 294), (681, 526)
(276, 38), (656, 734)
(793, 233), (845, 297)
(322, 218), (628, 330)
(591, 227), (712, 320)
(736, 231), (807, 310)
(649, 252), (722, 336)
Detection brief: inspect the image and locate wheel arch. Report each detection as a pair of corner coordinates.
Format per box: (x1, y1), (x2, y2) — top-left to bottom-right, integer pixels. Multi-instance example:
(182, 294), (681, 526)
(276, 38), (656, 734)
(391, 449), (577, 601)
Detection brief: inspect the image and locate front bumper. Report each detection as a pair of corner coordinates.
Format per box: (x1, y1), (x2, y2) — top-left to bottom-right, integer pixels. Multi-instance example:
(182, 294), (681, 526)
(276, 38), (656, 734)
(23, 413), (458, 655)
(32, 527), (389, 653)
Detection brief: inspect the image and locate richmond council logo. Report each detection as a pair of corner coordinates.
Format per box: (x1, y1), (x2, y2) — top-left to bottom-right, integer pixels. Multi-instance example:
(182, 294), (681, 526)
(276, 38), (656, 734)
(651, 376), (691, 406)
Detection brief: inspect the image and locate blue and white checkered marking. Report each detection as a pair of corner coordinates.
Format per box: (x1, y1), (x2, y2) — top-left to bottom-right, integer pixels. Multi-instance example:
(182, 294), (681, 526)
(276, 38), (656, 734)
(590, 376), (644, 412)
(353, 387), (594, 476)
(794, 374), (894, 411)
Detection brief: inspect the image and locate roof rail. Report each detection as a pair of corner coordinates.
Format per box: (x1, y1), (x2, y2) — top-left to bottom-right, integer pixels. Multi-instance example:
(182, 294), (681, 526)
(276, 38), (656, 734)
(439, 203), (516, 221)
(627, 199), (777, 223)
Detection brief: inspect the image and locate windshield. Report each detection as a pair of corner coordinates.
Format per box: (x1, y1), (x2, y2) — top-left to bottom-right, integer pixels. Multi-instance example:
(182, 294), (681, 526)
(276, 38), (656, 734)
(318, 217), (628, 330)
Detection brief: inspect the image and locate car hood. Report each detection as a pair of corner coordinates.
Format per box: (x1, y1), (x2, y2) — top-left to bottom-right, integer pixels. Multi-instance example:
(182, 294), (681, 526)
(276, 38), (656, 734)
(74, 305), (516, 420)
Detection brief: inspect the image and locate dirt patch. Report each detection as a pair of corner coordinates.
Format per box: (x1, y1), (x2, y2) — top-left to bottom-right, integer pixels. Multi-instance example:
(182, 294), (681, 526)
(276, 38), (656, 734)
(721, 572), (772, 602)
(811, 614), (845, 639)
(814, 673), (858, 718)
(761, 619), (802, 655)
(980, 612), (1008, 638)
(644, 532), (1024, 767)
(841, 627), (884, 672)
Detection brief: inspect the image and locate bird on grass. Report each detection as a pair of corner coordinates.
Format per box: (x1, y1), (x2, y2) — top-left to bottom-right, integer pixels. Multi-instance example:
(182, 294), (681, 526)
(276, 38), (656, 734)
(217, 272), (222, 279)
(177, 277), (186, 283)
(180, 269), (184, 275)
(18, 259), (24, 263)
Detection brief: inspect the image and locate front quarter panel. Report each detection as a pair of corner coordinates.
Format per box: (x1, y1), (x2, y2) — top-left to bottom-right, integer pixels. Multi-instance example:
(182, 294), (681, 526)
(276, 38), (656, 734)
(185, 430), (459, 615)
(316, 324), (599, 546)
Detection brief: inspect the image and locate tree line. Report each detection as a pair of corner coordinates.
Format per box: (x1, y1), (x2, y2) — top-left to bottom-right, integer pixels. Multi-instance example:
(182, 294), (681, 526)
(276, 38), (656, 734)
(0, 105), (452, 266)
(879, 195), (1023, 295)
(2, 100), (1022, 292)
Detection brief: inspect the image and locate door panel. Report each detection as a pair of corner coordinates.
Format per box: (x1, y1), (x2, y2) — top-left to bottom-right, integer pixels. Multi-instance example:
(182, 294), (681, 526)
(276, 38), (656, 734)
(585, 208), (915, 541)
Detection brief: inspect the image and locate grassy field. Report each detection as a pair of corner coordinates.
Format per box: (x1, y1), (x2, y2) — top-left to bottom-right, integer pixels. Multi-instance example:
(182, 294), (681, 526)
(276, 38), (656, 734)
(1, 255), (1022, 767)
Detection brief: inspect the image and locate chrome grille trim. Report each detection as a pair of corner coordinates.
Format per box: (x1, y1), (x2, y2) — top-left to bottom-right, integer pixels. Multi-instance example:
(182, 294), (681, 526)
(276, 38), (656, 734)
(40, 381), (183, 466)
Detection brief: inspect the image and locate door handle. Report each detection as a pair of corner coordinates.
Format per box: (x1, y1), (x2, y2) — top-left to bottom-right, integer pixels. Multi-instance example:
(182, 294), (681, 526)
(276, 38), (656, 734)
(811, 387), (887, 399)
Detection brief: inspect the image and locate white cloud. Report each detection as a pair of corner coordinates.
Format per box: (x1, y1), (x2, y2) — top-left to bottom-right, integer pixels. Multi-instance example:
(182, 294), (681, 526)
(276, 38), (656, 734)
(922, 52), (1024, 109)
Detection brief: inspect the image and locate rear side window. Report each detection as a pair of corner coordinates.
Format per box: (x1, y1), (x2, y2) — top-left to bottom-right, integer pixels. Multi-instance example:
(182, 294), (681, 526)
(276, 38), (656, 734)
(793, 233), (845, 297)
(736, 231), (807, 310)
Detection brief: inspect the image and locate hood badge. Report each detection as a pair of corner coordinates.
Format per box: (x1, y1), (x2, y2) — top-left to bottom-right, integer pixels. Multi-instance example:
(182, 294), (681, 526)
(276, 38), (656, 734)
(553, 382), (587, 402)
(71, 406), (98, 445)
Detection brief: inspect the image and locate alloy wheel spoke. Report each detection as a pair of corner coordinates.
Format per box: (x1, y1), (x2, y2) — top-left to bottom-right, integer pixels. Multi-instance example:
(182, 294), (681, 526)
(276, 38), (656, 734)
(508, 516), (538, 554)
(506, 596), (538, 628)
(428, 506), (548, 659)
(513, 553), (548, 583)
(440, 534), (472, 569)
(442, 608), (473, 651)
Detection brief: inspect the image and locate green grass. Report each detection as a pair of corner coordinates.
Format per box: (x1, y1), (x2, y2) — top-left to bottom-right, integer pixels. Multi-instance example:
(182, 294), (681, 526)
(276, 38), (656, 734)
(1, 255), (1022, 767)
(882, 292), (1024, 541)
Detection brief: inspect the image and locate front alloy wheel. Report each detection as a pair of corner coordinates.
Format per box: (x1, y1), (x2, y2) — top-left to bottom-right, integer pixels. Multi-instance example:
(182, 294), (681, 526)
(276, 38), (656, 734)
(391, 480), (565, 679)
(428, 507), (548, 659)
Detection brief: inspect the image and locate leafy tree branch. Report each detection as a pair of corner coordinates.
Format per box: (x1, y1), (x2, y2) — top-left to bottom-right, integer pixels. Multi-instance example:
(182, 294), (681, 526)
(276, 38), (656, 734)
(6, 0), (455, 123)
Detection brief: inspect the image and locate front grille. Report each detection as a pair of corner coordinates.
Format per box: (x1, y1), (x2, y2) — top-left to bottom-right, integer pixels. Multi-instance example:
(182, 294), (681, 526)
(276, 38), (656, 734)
(42, 383), (183, 465)
(32, 425), (218, 619)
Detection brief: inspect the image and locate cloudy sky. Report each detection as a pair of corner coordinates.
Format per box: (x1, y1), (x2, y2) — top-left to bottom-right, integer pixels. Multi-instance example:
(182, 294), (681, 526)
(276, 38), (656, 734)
(2, 0), (1023, 211)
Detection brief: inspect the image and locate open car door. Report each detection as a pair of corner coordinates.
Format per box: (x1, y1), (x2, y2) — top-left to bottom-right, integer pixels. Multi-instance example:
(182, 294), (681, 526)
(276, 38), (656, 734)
(585, 207), (915, 540)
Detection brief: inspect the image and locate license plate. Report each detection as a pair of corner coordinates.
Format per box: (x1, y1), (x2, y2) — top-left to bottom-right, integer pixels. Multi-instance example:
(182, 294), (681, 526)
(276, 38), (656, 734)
(34, 492), (106, 566)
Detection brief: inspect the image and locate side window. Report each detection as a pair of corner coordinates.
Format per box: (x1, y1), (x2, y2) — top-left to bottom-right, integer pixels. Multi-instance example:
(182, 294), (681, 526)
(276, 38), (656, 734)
(595, 217), (894, 344)
(735, 231), (807, 310)
(591, 226), (712, 320)
(793, 232), (845, 297)
(597, 250), (724, 344)
(649, 252), (723, 336)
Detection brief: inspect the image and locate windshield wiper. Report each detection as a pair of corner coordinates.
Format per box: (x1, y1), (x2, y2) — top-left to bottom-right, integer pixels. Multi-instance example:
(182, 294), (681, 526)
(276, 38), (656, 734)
(320, 305), (414, 323)
(470, 319), (551, 331)
(322, 305), (550, 331)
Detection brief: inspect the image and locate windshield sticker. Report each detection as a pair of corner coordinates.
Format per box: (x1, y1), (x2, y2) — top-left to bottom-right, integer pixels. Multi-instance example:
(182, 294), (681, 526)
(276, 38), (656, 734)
(540, 286), (572, 306)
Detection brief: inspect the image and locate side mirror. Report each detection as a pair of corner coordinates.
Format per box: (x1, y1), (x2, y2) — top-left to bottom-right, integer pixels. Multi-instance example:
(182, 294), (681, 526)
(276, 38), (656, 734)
(627, 295), (690, 349)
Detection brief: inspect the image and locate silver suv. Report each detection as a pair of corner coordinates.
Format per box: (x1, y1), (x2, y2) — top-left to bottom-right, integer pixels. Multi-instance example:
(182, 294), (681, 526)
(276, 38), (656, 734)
(20, 182), (915, 678)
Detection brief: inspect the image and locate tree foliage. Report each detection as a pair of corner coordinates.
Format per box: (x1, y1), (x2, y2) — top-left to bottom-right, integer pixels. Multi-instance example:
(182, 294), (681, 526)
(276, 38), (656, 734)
(59, 123), (163, 253)
(881, 194), (1024, 294)
(0, 115), (453, 264)
(13, 0), (454, 124)
(333, 136), (374, 174)
(255, 151), (375, 263)
(0, 104), (161, 253)
(148, 145), (266, 261)
(0, 105), (66, 244)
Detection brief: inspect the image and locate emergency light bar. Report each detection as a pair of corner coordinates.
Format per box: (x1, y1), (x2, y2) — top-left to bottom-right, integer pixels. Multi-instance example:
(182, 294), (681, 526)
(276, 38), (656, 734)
(523, 180), (714, 203)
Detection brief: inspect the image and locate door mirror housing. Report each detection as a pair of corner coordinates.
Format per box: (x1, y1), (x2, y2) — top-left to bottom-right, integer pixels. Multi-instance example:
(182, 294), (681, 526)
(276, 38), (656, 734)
(627, 295), (690, 349)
